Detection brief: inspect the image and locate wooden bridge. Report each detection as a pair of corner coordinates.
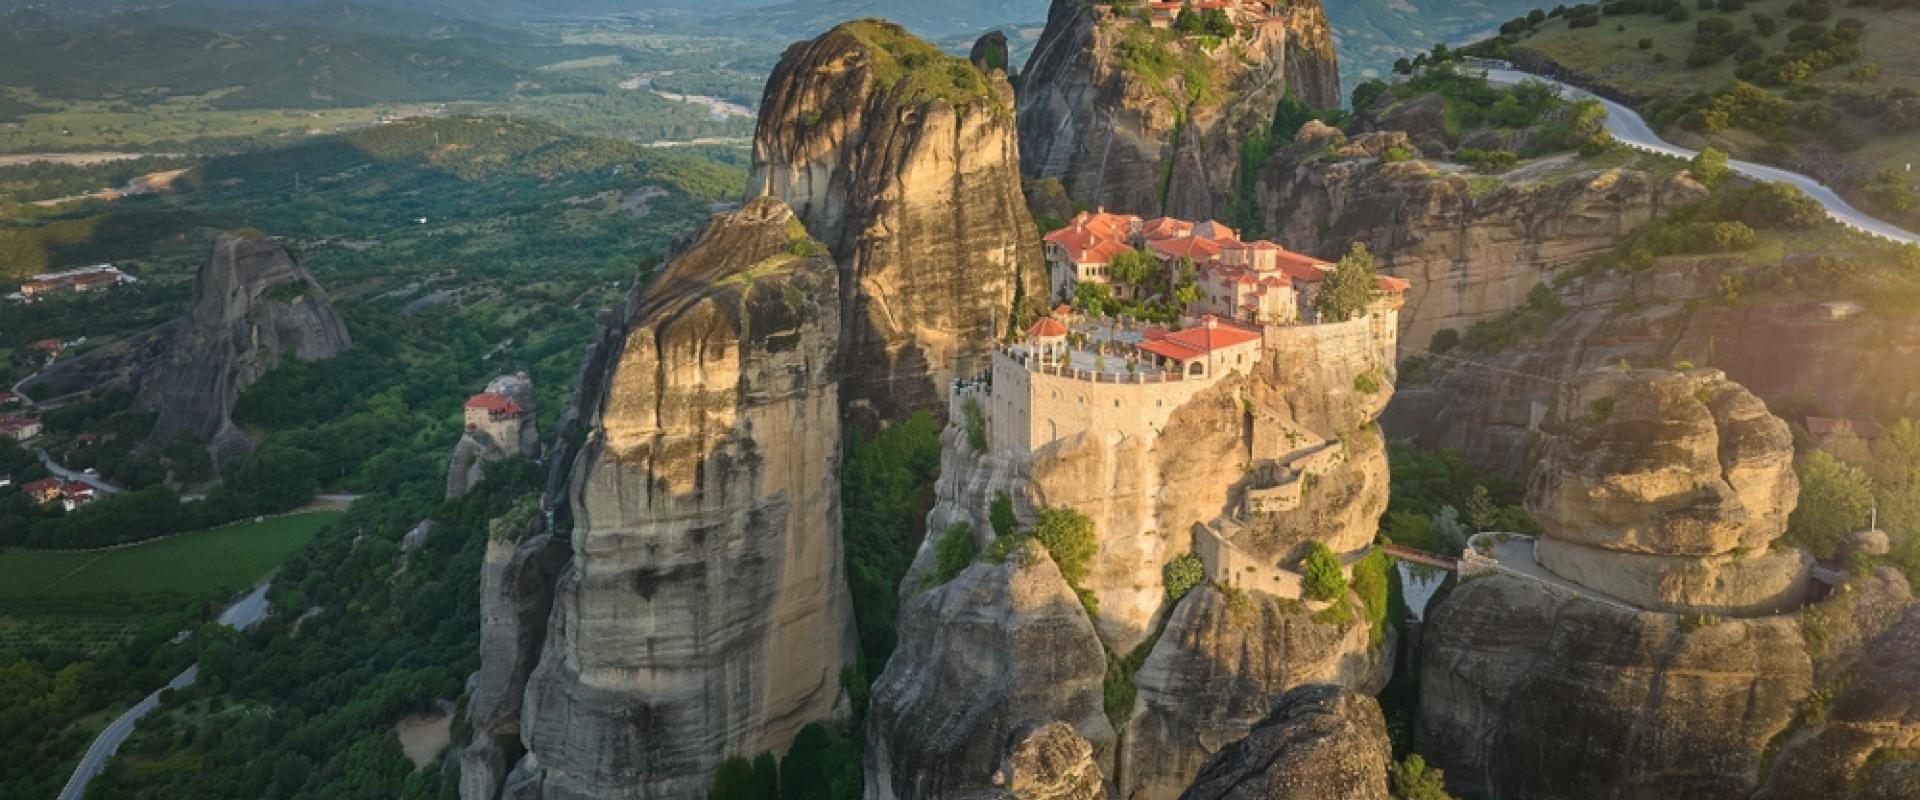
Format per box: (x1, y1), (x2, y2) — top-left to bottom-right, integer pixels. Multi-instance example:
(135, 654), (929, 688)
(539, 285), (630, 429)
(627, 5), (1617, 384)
(1379, 543), (1460, 572)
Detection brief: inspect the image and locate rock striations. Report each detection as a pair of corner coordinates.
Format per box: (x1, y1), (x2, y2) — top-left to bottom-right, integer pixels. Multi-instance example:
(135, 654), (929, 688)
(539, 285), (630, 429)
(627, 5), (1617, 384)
(1177, 684), (1392, 800)
(1418, 367), (1914, 800)
(469, 197), (857, 800)
(750, 20), (1044, 425)
(139, 233), (351, 463)
(866, 539), (1115, 800)
(21, 233), (352, 465)
(1016, 0), (1338, 219)
(1257, 123), (1707, 351)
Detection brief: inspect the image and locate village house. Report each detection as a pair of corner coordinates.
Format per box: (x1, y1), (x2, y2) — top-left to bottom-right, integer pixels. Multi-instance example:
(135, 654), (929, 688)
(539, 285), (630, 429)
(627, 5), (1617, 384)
(61, 482), (97, 511)
(0, 391), (22, 406)
(15, 264), (135, 301)
(31, 339), (64, 358)
(0, 415), (42, 441)
(22, 477), (63, 505)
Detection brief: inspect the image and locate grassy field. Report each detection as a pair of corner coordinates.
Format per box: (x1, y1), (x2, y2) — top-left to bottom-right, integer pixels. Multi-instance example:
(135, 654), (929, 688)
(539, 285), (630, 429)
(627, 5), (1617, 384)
(0, 90), (443, 155)
(1508, 0), (1920, 224)
(0, 511), (340, 652)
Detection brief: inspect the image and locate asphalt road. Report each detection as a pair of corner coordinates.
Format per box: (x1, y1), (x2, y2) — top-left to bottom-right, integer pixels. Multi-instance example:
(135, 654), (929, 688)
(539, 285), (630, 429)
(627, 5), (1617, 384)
(1485, 66), (1920, 246)
(56, 583), (273, 800)
(36, 448), (122, 494)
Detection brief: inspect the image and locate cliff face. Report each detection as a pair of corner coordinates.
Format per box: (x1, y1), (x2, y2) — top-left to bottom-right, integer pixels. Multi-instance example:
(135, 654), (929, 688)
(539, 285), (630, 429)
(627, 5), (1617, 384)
(1385, 257), (1920, 476)
(1177, 684), (1393, 800)
(1257, 124), (1707, 351)
(750, 20), (1044, 424)
(478, 197), (856, 800)
(1417, 367), (1915, 800)
(119, 234), (349, 462)
(1123, 588), (1390, 800)
(1016, 0), (1338, 219)
(866, 539), (1115, 800)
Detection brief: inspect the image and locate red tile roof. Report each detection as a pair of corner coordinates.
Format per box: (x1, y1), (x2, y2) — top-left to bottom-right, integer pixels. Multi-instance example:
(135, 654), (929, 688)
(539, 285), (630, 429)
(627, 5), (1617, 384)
(1148, 236), (1224, 261)
(0, 416), (38, 432)
(23, 477), (62, 495)
(1053, 304), (1074, 316)
(1142, 217), (1194, 241)
(1135, 316), (1261, 361)
(1375, 275), (1412, 292)
(1027, 317), (1070, 339)
(32, 339), (62, 353)
(465, 393), (525, 416)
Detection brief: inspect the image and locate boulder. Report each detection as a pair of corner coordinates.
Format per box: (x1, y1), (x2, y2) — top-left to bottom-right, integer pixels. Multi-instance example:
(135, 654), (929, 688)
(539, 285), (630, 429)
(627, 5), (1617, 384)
(1178, 684), (1392, 800)
(866, 540), (1114, 800)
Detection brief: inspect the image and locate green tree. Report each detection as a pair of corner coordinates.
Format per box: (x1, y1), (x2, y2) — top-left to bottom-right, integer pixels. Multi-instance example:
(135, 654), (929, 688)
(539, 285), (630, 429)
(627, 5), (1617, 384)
(780, 724), (861, 800)
(1690, 147), (1731, 187)
(1106, 248), (1160, 288)
(990, 491), (1018, 539)
(1302, 542), (1349, 601)
(1314, 243), (1378, 323)
(1390, 754), (1457, 800)
(1033, 506), (1098, 586)
(1163, 552), (1206, 602)
(925, 522), (980, 588)
(1787, 450), (1873, 558)
(1271, 90), (1317, 143)
(1173, 5), (1202, 33)
(708, 756), (768, 800)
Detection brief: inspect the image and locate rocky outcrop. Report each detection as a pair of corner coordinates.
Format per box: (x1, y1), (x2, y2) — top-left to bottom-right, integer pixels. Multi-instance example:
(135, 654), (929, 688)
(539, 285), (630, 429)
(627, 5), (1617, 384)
(1755, 597), (1920, 800)
(1525, 368), (1811, 616)
(1257, 123), (1708, 350)
(1385, 256), (1920, 476)
(482, 197), (856, 800)
(750, 20), (1044, 424)
(25, 234), (351, 462)
(1017, 0), (1339, 218)
(448, 373), (542, 499)
(866, 539), (1114, 800)
(1123, 589), (1390, 800)
(142, 234), (351, 462)
(1417, 368), (1914, 800)
(991, 723), (1108, 800)
(461, 519), (568, 800)
(1177, 684), (1392, 800)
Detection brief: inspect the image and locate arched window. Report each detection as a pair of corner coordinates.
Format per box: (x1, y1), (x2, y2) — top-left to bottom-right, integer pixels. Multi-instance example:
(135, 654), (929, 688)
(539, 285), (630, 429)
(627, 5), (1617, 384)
(1188, 362), (1205, 377)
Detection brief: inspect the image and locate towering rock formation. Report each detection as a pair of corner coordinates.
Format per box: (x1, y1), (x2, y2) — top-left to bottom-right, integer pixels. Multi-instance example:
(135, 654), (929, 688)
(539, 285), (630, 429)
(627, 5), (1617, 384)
(1178, 684), (1393, 800)
(1256, 123), (1707, 351)
(1418, 367), (1914, 800)
(474, 197), (856, 800)
(141, 233), (351, 462)
(750, 20), (1044, 424)
(24, 233), (351, 462)
(1017, 0), (1338, 218)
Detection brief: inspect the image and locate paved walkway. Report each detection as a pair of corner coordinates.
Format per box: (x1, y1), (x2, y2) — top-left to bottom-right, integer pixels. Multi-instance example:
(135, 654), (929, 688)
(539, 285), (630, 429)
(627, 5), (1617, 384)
(1484, 66), (1920, 246)
(57, 583), (273, 800)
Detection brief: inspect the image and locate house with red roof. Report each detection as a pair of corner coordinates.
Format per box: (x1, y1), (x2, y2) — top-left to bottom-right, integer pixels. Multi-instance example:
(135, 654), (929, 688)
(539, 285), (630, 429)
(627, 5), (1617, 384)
(0, 391), (22, 406)
(1043, 209), (1145, 296)
(465, 393), (526, 427)
(31, 338), (63, 356)
(23, 477), (63, 505)
(0, 415), (41, 441)
(1135, 315), (1264, 378)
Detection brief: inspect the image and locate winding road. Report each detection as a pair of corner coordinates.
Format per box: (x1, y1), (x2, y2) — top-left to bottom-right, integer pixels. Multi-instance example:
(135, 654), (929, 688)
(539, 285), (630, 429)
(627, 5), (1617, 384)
(56, 583), (274, 800)
(1484, 65), (1920, 246)
(36, 448), (122, 494)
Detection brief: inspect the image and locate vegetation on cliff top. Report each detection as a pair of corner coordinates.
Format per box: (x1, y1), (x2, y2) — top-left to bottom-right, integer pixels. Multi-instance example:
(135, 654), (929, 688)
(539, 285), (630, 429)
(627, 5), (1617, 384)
(1465, 0), (1920, 228)
(836, 20), (998, 109)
